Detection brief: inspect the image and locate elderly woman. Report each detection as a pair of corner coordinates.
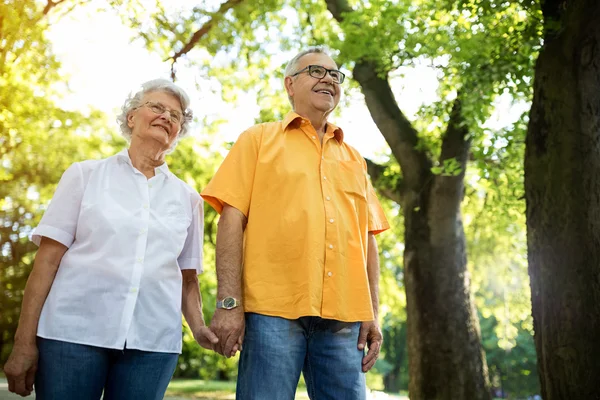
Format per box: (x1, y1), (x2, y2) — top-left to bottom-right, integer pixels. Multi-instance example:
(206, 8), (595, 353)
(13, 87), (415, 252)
(3, 79), (217, 399)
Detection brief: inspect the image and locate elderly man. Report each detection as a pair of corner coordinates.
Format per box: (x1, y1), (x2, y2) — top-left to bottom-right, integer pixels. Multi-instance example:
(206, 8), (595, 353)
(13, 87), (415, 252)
(202, 47), (390, 399)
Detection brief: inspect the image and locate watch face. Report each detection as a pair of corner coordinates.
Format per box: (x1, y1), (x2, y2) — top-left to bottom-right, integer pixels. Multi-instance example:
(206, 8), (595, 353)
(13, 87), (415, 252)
(223, 297), (236, 309)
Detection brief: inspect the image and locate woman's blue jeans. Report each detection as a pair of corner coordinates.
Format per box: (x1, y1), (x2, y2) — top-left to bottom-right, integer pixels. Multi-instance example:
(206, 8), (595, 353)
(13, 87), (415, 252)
(35, 337), (178, 400)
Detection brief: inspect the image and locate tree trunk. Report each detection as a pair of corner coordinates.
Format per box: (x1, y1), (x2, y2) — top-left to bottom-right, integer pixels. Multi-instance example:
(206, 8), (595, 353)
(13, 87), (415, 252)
(525, 1), (600, 398)
(352, 58), (491, 399)
(401, 101), (490, 400)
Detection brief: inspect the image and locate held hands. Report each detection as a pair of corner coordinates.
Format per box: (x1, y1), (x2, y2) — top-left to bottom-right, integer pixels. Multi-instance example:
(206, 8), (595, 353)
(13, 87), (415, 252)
(3, 343), (38, 397)
(193, 326), (219, 350)
(358, 321), (383, 373)
(209, 307), (245, 358)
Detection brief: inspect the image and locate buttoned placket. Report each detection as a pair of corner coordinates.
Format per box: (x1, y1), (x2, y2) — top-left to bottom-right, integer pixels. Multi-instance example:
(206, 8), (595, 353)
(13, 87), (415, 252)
(117, 168), (157, 347)
(300, 121), (340, 313)
(320, 133), (338, 284)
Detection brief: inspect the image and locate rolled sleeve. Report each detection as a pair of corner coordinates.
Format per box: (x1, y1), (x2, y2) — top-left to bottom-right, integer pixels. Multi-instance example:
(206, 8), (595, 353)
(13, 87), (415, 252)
(201, 128), (260, 216)
(367, 175), (390, 235)
(178, 196), (204, 274)
(32, 163), (84, 247)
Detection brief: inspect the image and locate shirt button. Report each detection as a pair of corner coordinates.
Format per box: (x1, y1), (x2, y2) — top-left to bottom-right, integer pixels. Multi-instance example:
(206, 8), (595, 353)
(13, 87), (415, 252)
(329, 218), (335, 223)
(312, 136), (317, 140)
(143, 204), (149, 209)
(328, 244), (334, 249)
(327, 271), (333, 277)
(326, 196), (331, 201)
(149, 183), (153, 188)
(130, 287), (138, 293)
(136, 257), (143, 263)
(323, 176), (327, 180)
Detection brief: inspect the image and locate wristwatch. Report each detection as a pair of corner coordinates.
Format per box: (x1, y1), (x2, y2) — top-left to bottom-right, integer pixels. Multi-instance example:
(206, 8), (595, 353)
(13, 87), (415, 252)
(216, 296), (241, 310)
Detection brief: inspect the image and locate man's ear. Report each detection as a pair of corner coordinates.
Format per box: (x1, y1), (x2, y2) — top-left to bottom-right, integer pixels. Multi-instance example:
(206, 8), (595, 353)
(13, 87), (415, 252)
(284, 76), (295, 98)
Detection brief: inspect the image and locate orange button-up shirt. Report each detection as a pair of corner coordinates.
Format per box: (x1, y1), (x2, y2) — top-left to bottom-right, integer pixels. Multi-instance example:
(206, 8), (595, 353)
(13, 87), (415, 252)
(202, 112), (390, 322)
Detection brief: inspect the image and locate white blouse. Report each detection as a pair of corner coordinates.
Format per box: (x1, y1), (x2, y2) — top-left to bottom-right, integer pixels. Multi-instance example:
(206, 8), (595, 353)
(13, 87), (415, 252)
(32, 149), (203, 353)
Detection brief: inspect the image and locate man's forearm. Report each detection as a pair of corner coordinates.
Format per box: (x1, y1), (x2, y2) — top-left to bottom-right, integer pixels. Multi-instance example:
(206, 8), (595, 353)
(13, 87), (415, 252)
(366, 233), (380, 320)
(215, 205), (246, 299)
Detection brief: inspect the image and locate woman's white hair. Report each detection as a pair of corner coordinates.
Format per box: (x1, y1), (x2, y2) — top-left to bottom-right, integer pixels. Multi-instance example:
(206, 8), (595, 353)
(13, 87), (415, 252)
(116, 79), (193, 143)
(284, 46), (332, 106)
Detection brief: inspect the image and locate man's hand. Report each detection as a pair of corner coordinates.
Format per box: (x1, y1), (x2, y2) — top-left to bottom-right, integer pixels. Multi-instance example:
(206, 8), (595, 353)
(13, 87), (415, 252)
(209, 308), (245, 358)
(3, 343), (38, 397)
(193, 326), (219, 350)
(357, 321), (382, 373)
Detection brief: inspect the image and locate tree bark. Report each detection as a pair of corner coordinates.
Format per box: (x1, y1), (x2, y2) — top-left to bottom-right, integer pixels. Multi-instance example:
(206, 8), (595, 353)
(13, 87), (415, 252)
(325, 2), (491, 398)
(401, 99), (489, 400)
(525, 0), (600, 398)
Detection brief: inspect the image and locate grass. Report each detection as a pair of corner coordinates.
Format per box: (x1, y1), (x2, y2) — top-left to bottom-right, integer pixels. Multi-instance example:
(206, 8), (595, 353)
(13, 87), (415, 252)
(165, 379), (311, 399)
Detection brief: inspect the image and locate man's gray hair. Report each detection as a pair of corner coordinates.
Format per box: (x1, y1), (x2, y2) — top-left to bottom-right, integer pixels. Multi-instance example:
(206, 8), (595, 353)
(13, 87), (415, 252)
(284, 46), (332, 106)
(116, 79), (193, 143)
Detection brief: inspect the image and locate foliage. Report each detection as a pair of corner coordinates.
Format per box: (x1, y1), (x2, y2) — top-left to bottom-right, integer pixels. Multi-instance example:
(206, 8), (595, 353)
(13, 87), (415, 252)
(1, 0), (546, 394)
(0, 0), (120, 361)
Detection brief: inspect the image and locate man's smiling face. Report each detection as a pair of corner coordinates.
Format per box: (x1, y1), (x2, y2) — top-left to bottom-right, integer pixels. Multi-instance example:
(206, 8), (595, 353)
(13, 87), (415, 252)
(286, 52), (342, 115)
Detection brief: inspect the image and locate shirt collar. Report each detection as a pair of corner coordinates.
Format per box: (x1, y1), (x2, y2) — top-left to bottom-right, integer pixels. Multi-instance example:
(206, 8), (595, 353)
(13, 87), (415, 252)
(116, 148), (172, 179)
(283, 112), (345, 143)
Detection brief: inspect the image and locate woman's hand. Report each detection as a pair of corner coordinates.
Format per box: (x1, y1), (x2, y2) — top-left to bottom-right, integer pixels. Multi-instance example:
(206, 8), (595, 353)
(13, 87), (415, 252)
(3, 343), (39, 397)
(193, 326), (219, 350)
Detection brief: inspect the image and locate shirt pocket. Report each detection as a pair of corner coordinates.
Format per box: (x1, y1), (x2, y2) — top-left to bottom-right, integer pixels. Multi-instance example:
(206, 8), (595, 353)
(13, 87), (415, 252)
(164, 203), (191, 228)
(338, 160), (367, 199)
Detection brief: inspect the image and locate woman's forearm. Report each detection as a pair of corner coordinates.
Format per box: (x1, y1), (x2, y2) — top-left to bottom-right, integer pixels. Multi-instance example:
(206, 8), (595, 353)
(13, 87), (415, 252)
(14, 237), (67, 346)
(181, 270), (205, 332)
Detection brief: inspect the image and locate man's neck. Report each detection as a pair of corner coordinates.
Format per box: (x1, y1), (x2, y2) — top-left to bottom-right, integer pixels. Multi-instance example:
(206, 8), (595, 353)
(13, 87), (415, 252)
(295, 108), (330, 139)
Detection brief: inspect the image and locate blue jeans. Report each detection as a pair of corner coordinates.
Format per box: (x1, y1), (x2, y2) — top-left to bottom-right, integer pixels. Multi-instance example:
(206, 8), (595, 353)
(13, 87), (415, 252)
(35, 337), (179, 400)
(236, 313), (366, 400)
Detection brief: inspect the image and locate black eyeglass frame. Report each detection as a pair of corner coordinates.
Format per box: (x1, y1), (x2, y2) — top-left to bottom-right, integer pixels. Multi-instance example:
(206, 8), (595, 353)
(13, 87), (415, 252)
(290, 65), (346, 84)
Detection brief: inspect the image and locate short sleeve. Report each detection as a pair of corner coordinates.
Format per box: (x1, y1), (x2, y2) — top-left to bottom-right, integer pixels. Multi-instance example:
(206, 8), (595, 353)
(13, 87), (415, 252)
(362, 159), (390, 235)
(32, 163), (85, 247)
(201, 128), (260, 216)
(178, 196), (204, 274)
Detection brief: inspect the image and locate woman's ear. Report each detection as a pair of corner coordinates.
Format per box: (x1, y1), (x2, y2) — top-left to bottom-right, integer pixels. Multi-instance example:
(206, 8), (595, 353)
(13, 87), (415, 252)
(127, 112), (135, 129)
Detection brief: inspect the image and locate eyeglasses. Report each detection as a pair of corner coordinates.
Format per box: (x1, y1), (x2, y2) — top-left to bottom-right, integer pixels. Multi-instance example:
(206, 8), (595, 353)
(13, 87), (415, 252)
(291, 65), (346, 84)
(138, 101), (189, 124)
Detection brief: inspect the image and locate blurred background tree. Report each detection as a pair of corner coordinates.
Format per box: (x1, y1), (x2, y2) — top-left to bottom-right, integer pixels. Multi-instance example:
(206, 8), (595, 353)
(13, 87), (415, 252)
(0, 0), (550, 398)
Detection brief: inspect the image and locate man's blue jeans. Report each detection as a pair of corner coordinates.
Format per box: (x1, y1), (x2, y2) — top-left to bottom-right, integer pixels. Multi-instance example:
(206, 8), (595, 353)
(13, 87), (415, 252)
(35, 337), (179, 400)
(236, 313), (366, 400)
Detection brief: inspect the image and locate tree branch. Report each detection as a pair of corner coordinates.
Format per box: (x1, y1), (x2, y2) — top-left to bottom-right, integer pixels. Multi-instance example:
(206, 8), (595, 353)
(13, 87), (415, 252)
(42, 0), (67, 15)
(429, 97), (471, 218)
(170, 0), (244, 78)
(365, 158), (404, 204)
(325, 0), (432, 192)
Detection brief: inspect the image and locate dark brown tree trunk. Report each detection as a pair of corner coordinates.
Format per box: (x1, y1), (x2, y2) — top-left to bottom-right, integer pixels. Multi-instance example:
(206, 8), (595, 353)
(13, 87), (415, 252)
(525, 1), (600, 398)
(401, 101), (490, 400)
(325, 3), (491, 398)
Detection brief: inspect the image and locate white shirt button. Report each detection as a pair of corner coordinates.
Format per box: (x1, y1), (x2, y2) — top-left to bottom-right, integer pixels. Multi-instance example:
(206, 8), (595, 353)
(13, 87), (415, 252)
(323, 176), (327, 180)
(136, 257), (143, 263)
(328, 244), (334, 249)
(329, 218), (335, 223)
(139, 229), (147, 235)
(149, 183), (153, 188)
(312, 136), (317, 140)
(130, 287), (138, 293)
(327, 271), (333, 277)
(143, 204), (149, 209)
(326, 196), (331, 201)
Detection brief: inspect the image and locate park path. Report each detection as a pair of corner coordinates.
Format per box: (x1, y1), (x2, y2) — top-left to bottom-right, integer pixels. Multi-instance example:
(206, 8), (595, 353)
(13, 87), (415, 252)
(1, 378), (407, 400)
